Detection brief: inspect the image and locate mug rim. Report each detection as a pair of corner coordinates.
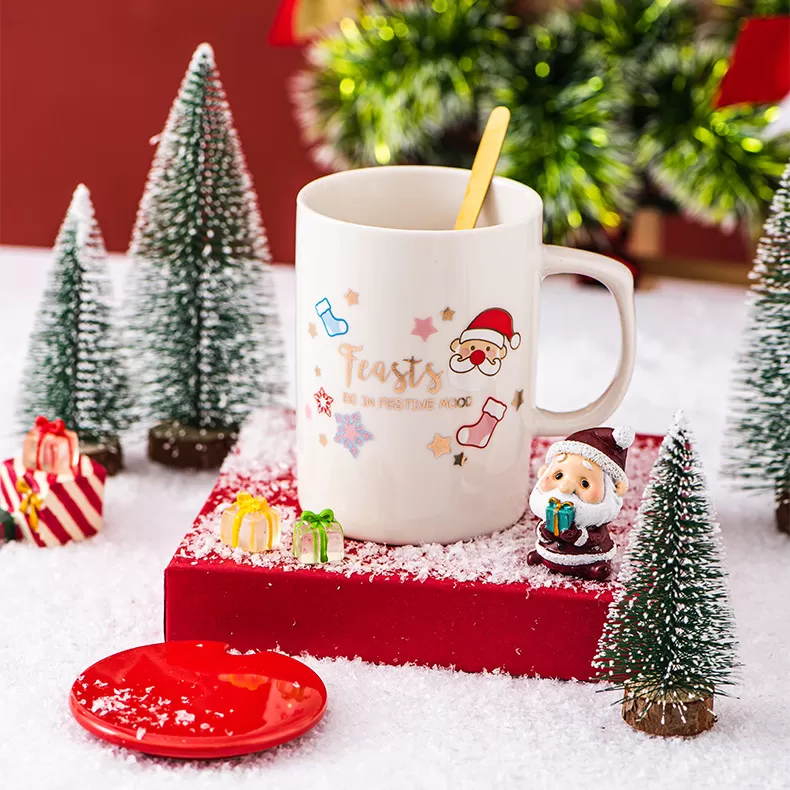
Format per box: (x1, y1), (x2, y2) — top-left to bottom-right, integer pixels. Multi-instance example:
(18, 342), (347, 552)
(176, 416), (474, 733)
(296, 165), (543, 235)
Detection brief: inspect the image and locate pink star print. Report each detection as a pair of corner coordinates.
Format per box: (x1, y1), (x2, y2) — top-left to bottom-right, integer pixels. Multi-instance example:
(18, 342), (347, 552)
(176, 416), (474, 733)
(411, 317), (438, 342)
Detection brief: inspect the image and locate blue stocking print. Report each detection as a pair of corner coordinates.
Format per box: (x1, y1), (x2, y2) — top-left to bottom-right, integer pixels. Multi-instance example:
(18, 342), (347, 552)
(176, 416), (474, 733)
(315, 298), (348, 337)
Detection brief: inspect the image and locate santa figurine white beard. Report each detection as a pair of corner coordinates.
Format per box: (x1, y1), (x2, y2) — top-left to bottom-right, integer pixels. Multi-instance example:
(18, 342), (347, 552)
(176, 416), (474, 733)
(526, 473), (623, 582)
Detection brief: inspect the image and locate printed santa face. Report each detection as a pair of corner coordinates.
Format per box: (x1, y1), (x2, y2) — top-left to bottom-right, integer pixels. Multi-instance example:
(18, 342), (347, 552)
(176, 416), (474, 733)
(449, 308), (520, 378)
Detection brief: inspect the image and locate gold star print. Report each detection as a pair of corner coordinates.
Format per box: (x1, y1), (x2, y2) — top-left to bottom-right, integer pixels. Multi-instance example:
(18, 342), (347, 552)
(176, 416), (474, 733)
(319, 434), (328, 447)
(512, 389), (524, 410)
(453, 452), (467, 467)
(345, 289), (359, 306)
(441, 307), (455, 321)
(427, 433), (452, 458)
(308, 323), (318, 338)
(315, 366), (321, 377)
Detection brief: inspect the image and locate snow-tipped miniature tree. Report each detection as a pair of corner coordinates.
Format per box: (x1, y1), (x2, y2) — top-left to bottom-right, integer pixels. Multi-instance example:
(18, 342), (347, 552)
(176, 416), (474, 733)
(724, 162), (790, 533)
(594, 413), (738, 737)
(19, 184), (132, 473)
(128, 43), (286, 468)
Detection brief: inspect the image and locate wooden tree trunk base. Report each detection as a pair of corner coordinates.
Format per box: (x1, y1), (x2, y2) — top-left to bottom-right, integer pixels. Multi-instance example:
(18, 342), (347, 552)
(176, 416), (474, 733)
(80, 437), (124, 476)
(622, 690), (715, 737)
(148, 422), (238, 470)
(775, 494), (790, 535)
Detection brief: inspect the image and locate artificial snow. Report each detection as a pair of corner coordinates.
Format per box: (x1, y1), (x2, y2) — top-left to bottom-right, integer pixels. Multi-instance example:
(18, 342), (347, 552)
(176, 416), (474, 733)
(0, 247), (788, 789)
(179, 410), (661, 593)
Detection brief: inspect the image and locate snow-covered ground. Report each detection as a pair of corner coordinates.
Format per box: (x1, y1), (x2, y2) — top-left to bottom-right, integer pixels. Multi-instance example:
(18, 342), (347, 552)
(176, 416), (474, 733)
(0, 246), (787, 789)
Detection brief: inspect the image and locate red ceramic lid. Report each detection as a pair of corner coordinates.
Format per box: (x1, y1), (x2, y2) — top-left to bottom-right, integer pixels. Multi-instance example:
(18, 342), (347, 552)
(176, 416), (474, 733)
(69, 641), (327, 759)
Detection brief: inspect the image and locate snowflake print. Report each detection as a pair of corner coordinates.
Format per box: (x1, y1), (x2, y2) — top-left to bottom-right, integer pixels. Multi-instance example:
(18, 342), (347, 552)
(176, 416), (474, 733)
(334, 412), (374, 458)
(314, 387), (334, 417)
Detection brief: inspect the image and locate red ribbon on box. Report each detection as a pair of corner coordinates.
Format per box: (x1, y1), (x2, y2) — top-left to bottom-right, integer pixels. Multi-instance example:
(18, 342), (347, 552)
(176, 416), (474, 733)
(35, 415), (68, 437)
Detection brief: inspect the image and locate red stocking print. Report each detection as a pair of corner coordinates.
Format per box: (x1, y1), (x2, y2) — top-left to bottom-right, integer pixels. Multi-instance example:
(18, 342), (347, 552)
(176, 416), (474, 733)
(456, 398), (507, 449)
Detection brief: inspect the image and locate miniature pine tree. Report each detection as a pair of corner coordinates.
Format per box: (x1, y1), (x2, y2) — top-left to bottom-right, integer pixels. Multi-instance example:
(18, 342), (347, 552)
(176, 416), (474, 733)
(724, 161), (790, 533)
(19, 184), (132, 472)
(128, 43), (286, 468)
(594, 413), (738, 737)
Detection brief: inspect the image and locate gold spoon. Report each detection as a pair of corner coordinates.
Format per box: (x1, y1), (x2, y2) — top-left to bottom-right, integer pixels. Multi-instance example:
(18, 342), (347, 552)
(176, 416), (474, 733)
(453, 106), (511, 230)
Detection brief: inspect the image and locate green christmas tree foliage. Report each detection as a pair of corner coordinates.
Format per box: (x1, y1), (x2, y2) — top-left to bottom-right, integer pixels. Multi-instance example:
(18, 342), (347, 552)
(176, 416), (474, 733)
(294, 0), (516, 169)
(296, 0), (790, 244)
(724, 161), (790, 533)
(578, 0), (697, 68)
(128, 43), (286, 432)
(635, 44), (790, 231)
(19, 185), (132, 443)
(493, 12), (636, 243)
(577, 0), (697, 142)
(594, 413), (738, 715)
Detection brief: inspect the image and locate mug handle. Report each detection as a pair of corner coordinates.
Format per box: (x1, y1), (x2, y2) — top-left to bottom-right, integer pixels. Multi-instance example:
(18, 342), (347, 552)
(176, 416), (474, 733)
(533, 244), (636, 436)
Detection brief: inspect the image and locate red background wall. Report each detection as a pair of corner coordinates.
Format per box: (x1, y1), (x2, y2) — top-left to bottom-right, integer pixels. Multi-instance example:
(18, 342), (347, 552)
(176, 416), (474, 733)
(0, 1), (324, 261)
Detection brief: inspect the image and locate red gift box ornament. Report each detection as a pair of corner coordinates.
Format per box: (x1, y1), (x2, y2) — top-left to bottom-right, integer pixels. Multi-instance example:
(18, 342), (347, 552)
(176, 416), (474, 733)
(0, 456), (106, 547)
(22, 415), (79, 475)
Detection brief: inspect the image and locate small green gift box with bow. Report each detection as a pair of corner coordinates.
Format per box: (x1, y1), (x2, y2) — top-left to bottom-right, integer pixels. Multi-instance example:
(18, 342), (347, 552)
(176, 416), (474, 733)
(293, 509), (344, 565)
(545, 498), (575, 537)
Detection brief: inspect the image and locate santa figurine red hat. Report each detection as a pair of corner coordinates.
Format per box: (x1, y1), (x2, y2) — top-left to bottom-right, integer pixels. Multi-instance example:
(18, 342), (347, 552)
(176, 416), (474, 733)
(460, 308), (521, 351)
(545, 425), (635, 485)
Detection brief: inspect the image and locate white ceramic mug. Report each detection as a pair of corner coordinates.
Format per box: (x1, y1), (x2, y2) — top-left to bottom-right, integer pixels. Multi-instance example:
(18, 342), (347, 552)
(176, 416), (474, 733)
(295, 166), (635, 545)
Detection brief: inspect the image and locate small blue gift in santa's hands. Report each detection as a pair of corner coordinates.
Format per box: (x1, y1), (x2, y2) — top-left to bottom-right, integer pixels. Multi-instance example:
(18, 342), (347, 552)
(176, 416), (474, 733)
(546, 498), (575, 536)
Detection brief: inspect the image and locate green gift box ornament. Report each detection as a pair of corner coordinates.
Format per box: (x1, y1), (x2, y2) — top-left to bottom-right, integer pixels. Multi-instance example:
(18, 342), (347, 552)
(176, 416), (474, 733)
(546, 498), (575, 537)
(293, 509), (344, 565)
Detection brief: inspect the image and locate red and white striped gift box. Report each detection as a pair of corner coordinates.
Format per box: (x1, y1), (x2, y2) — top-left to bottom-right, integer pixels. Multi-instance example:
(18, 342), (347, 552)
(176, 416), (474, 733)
(0, 455), (106, 547)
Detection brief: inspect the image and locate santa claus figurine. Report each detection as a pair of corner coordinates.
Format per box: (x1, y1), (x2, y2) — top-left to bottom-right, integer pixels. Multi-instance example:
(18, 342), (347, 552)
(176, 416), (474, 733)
(527, 425), (634, 581)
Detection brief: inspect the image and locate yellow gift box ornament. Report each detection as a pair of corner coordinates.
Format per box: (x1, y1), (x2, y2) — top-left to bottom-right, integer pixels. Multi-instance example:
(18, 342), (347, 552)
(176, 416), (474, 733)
(220, 491), (281, 553)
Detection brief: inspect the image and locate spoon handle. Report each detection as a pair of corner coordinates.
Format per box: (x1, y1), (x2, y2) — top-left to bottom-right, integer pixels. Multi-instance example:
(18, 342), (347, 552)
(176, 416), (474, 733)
(453, 106), (510, 231)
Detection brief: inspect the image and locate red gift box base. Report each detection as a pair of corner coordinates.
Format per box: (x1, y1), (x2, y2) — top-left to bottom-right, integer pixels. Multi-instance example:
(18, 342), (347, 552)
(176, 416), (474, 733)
(165, 409), (661, 680)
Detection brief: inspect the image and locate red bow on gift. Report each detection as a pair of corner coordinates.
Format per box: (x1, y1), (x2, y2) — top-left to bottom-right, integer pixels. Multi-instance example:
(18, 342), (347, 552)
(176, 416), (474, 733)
(34, 416), (68, 436)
